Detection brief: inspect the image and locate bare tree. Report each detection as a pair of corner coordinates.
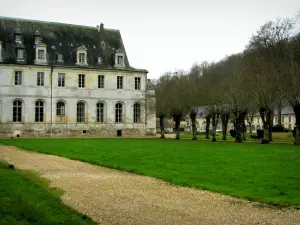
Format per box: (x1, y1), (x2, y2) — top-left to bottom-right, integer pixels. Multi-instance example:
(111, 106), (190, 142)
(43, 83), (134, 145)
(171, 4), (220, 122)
(155, 72), (172, 138)
(166, 72), (187, 140)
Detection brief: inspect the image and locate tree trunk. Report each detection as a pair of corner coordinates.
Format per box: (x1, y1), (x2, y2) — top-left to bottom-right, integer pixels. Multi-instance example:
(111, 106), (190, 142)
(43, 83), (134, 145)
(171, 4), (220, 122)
(241, 121), (246, 141)
(259, 108), (270, 144)
(190, 113), (197, 140)
(221, 113), (229, 140)
(205, 116), (211, 139)
(269, 111), (274, 142)
(211, 113), (219, 142)
(159, 115), (165, 139)
(235, 117), (242, 143)
(293, 103), (300, 145)
(234, 111), (246, 143)
(173, 114), (181, 140)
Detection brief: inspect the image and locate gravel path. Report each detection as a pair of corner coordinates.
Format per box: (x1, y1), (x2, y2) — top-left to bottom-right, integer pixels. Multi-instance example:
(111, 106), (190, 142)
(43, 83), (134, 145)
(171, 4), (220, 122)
(0, 146), (299, 225)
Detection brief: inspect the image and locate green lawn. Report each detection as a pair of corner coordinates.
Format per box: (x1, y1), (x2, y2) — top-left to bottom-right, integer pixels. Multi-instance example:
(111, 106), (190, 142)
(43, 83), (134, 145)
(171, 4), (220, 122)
(1, 138), (300, 206)
(0, 161), (97, 225)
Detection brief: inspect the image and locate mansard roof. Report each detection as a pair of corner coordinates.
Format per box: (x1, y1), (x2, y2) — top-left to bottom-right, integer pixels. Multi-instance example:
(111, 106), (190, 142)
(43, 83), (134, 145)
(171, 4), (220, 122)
(0, 16), (147, 72)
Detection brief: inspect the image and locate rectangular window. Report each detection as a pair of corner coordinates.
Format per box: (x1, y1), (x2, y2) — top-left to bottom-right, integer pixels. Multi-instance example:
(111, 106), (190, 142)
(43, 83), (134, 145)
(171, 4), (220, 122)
(282, 117), (284, 123)
(289, 116), (291, 123)
(78, 74), (85, 88)
(13, 100), (22, 122)
(117, 56), (123, 65)
(38, 49), (45, 60)
(35, 36), (41, 44)
(117, 76), (123, 89)
(58, 73), (65, 87)
(79, 53), (85, 63)
(37, 72), (44, 86)
(15, 71), (22, 85)
(98, 75), (104, 88)
(17, 49), (24, 59)
(257, 118), (259, 123)
(15, 34), (21, 42)
(135, 77), (141, 90)
(57, 54), (63, 62)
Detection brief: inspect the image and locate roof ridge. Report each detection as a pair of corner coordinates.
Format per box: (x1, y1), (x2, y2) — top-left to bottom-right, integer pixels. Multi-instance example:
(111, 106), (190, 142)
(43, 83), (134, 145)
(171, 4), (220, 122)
(0, 16), (119, 31)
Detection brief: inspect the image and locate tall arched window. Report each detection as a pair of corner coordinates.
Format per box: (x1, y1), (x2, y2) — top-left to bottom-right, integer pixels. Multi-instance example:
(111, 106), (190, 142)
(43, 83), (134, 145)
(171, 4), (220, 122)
(56, 101), (65, 116)
(96, 102), (104, 123)
(13, 100), (22, 122)
(133, 103), (141, 123)
(115, 103), (123, 123)
(35, 100), (44, 122)
(77, 102), (85, 123)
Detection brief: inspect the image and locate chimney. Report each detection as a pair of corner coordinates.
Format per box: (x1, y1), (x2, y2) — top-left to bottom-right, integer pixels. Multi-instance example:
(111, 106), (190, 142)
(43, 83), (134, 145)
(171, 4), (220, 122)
(99, 23), (105, 42)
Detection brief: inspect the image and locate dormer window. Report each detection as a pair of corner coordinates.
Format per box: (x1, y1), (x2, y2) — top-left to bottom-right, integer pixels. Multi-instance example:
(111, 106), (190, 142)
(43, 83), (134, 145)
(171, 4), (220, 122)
(35, 36), (41, 44)
(79, 53), (85, 63)
(38, 49), (45, 60)
(114, 52), (125, 68)
(76, 45), (88, 66)
(117, 56), (123, 65)
(15, 34), (21, 43)
(34, 43), (47, 65)
(17, 49), (24, 60)
(57, 54), (63, 62)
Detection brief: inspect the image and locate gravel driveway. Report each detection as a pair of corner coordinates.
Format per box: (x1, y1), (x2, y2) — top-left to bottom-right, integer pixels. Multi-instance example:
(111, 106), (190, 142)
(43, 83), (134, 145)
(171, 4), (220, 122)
(0, 145), (299, 225)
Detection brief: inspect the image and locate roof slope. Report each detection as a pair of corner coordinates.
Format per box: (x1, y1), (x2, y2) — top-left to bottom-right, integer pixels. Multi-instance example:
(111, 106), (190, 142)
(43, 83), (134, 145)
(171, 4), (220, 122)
(0, 17), (146, 72)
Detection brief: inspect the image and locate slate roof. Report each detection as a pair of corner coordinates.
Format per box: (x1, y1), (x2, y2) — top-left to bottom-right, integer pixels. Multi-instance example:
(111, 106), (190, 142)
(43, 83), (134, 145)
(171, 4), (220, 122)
(0, 16), (147, 72)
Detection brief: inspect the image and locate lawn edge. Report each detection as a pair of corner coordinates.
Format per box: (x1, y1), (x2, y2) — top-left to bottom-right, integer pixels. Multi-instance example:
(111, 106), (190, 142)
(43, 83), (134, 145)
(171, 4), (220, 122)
(2, 141), (299, 210)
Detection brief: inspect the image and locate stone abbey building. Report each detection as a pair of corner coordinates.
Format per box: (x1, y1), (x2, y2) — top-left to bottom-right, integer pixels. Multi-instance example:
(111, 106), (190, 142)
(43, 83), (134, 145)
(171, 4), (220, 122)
(0, 17), (156, 137)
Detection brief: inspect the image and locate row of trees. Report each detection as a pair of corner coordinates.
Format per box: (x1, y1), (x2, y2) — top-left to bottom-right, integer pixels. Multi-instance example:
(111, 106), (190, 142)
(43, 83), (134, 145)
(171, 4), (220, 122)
(154, 14), (300, 145)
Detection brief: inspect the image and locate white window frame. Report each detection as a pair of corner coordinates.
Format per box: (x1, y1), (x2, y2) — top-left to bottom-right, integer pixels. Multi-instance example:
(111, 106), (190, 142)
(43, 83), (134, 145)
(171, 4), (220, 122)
(78, 74), (85, 88)
(37, 72), (44, 86)
(98, 57), (102, 64)
(37, 49), (45, 60)
(115, 103), (123, 123)
(58, 73), (65, 87)
(57, 54), (63, 62)
(76, 45), (88, 66)
(135, 77), (141, 90)
(35, 35), (41, 44)
(117, 76), (123, 89)
(114, 53), (125, 68)
(13, 99), (22, 122)
(15, 71), (22, 85)
(15, 34), (21, 43)
(56, 101), (65, 116)
(98, 75), (104, 88)
(133, 103), (141, 123)
(34, 43), (47, 65)
(17, 49), (24, 60)
(96, 102), (105, 123)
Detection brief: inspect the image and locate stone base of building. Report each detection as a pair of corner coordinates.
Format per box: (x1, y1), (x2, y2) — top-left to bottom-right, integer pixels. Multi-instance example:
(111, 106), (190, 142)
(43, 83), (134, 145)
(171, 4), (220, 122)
(0, 123), (156, 137)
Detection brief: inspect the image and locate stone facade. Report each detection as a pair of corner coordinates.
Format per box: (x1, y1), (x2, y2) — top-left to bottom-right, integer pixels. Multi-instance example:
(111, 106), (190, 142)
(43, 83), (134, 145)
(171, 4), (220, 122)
(0, 17), (156, 137)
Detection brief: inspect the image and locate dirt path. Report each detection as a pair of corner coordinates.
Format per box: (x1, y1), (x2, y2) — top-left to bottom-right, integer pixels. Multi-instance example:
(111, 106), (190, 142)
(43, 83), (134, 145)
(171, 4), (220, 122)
(0, 146), (299, 225)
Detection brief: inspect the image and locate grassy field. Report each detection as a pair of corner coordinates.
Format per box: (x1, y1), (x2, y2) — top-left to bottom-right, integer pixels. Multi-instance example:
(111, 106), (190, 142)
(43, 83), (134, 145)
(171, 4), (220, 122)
(0, 161), (97, 225)
(180, 132), (294, 142)
(1, 138), (300, 206)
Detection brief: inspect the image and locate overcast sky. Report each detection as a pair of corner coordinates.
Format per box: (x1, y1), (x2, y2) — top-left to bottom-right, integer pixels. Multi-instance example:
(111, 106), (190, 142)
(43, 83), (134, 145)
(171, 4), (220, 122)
(1, 0), (299, 78)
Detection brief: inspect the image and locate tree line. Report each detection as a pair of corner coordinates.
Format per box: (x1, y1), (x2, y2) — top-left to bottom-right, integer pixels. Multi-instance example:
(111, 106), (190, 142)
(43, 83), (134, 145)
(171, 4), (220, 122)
(154, 14), (300, 145)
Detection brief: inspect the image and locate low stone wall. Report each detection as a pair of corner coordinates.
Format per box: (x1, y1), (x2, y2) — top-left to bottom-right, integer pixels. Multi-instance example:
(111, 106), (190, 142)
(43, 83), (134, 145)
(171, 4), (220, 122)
(0, 123), (149, 137)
